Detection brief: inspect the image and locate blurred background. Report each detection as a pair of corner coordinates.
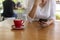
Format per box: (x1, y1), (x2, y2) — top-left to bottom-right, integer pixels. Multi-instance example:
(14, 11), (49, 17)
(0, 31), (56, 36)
(0, 0), (60, 21)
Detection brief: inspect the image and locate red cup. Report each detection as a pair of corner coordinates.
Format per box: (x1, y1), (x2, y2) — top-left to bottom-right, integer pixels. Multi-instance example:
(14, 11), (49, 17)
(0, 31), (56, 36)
(14, 19), (24, 28)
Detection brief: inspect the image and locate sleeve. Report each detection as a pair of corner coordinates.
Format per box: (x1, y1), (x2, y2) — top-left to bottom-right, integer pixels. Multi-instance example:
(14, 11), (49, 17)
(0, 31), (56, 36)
(49, 0), (56, 20)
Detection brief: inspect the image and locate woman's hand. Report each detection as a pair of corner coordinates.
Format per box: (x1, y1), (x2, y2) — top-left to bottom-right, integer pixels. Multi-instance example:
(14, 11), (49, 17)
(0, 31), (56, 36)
(39, 0), (47, 8)
(40, 21), (49, 27)
(40, 19), (54, 27)
(42, 21), (49, 26)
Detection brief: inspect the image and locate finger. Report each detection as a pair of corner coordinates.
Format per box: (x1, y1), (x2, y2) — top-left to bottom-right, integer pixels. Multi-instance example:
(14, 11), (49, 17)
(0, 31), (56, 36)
(41, 21), (46, 24)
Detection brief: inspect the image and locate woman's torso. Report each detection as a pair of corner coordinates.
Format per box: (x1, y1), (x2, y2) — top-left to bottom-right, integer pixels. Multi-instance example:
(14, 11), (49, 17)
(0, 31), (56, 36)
(35, 0), (51, 19)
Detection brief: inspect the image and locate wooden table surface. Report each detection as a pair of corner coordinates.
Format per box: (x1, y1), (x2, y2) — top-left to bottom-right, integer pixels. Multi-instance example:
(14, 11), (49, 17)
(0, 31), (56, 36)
(0, 20), (60, 40)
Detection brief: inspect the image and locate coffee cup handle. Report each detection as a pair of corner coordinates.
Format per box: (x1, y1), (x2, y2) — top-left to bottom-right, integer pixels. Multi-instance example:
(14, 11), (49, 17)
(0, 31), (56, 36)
(21, 20), (24, 26)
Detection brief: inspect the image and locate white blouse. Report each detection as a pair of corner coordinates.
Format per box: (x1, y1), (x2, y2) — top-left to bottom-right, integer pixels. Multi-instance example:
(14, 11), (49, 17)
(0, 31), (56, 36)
(27, 0), (56, 22)
(35, 0), (56, 20)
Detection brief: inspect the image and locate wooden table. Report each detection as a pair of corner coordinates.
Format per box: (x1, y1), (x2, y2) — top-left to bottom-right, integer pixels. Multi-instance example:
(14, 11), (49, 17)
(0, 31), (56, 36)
(0, 20), (60, 40)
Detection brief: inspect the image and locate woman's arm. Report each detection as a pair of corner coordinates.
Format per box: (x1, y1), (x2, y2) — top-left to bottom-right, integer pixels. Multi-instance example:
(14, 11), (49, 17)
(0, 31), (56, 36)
(28, 0), (38, 18)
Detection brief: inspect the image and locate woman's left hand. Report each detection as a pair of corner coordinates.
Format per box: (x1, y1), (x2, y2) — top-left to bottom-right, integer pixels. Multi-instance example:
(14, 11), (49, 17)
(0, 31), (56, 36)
(43, 22), (49, 26)
(40, 21), (49, 27)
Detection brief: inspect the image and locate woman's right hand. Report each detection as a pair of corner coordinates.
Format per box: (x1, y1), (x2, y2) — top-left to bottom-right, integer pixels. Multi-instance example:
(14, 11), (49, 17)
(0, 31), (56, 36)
(39, 0), (47, 8)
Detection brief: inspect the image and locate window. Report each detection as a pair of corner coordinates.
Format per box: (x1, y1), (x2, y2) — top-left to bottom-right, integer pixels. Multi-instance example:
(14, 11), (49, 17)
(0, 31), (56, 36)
(56, 0), (60, 20)
(0, 0), (24, 13)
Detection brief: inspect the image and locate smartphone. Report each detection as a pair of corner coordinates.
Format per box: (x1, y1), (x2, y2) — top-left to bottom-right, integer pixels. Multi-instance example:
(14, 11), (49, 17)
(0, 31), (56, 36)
(39, 19), (48, 22)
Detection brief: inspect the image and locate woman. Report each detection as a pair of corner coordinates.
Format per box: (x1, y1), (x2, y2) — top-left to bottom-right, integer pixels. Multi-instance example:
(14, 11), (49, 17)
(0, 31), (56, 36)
(28, 0), (56, 27)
